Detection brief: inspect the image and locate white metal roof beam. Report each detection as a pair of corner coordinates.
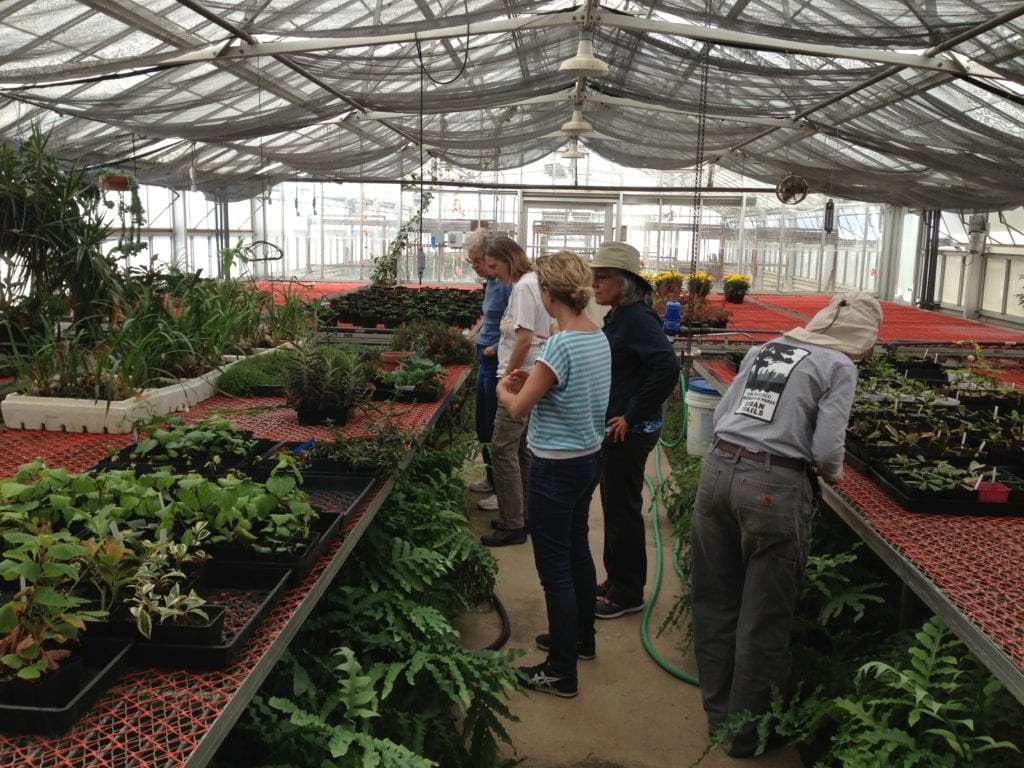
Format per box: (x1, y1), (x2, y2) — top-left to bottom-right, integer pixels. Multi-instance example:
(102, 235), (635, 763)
(152, 10), (1009, 80)
(8, 8), (1011, 89)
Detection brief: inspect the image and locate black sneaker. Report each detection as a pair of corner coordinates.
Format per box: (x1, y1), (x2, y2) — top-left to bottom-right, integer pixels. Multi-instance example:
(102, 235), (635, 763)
(595, 595), (644, 619)
(596, 580), (610, 598)
(535, 633), (595, 660)
(516, 663), (577, 698)
(480, 527), (527, 547)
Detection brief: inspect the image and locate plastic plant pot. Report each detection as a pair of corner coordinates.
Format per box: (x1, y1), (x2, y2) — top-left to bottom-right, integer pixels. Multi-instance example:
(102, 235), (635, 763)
(977, 481), (1010, 503)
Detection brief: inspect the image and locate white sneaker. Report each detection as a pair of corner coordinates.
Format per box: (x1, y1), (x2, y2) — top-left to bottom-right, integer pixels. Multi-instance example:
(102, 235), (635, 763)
(477, 494), (499, 511)
(469, 478), (493, 493)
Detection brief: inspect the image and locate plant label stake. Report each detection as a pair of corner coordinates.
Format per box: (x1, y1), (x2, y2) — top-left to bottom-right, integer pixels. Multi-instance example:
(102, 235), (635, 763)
(961, 431), (967, 447)
(109, 522), (122, 542)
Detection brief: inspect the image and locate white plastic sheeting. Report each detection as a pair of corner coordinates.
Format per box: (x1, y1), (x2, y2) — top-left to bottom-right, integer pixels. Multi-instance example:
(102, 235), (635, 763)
(0, 1), (1022, 208)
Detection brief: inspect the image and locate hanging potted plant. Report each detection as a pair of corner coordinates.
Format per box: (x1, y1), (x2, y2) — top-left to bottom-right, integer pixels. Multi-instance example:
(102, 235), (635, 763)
(97, 170), (147, 261)
(722, 273), (751, 303)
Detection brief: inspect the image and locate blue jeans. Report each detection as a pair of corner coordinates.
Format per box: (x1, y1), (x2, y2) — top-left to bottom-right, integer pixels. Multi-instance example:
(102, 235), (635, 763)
(475, 347), (499, 484)
(690, 447), (813, 752)
(528, 451), (602, 680)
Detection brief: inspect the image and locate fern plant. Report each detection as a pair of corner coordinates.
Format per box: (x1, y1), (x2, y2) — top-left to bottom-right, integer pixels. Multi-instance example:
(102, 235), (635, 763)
(209, 441), (520, 768)
(825, 617), (1021, 767)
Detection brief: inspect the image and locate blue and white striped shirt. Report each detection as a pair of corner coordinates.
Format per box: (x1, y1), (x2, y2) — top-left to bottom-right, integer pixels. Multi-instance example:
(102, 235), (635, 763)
(528, 330), (611, 457)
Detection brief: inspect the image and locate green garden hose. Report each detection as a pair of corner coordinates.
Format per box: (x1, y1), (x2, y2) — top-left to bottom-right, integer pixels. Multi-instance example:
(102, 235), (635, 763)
(637, 370), (700, 685)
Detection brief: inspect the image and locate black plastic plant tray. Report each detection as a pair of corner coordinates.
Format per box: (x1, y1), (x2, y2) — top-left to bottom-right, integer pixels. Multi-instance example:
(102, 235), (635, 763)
(124, 563), (291, 670)
(89, 438), (279, 480)
(870, 463), (1024, 517)
(372, 383), (442, 403)
(206, 509), (344, 586)
(88, 605), (227, 646)
(248, 440), (385, 480)
(0, 636), (133, 736)
(301, 472), (376, 523)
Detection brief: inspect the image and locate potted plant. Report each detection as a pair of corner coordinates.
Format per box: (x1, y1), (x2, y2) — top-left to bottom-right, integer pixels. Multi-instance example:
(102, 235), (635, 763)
(125, 558), (222, 644)
(0, 528), (107, 704)
(283, 340), (370, 425)
(722, 273), (751, 303)
(387, 320), (474, 364)
(685, 270), (714, 297)
(381, 355), (447, 402)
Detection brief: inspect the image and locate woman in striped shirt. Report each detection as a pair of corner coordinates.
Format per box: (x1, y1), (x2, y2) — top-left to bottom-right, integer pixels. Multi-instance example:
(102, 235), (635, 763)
(496, 250), (611, 698)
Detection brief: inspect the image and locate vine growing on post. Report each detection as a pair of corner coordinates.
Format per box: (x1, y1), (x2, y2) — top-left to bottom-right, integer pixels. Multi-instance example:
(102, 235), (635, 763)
(372, 174), (433, 287)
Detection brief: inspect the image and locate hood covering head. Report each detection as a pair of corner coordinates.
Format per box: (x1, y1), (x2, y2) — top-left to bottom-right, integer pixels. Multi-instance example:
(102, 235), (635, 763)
(590, 241), (653, 293)
(784, 292), (883, 357)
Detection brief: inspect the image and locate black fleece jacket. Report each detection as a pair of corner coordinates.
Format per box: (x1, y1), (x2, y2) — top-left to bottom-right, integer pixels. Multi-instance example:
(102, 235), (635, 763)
(602, 301), (681, 426)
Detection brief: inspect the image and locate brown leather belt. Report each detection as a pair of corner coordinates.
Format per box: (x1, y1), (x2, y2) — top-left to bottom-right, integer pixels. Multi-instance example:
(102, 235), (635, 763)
(712, 438), (807, 472)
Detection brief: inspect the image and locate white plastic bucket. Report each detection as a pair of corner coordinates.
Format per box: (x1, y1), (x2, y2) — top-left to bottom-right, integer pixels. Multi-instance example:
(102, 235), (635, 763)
(685, 377), (722, 457)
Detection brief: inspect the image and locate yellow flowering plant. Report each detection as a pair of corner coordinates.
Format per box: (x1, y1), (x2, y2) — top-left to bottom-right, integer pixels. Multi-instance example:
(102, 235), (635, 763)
(685, 271), (714, 296)
(723, 273), (750, 302)
(723, 273), (751, 291)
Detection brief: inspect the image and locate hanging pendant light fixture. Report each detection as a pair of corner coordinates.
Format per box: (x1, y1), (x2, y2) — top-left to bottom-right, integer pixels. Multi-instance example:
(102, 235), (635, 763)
(560, 136), (587, 159)
(561, 109), (593, 134)
(823, 198), (835, 233)
(559, 31), (609, 77)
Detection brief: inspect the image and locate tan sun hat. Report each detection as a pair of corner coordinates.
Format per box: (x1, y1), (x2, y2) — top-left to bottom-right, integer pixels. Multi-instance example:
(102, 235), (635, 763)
(591, 241), (652, 291)
(785, 291), (883, 357)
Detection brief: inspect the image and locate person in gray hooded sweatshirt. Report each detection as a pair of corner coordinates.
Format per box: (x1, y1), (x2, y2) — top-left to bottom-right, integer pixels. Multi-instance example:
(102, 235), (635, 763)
(690, 292), (883, 758)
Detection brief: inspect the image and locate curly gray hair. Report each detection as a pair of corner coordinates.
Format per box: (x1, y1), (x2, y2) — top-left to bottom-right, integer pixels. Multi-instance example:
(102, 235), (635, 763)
(463, 228), (497, 257)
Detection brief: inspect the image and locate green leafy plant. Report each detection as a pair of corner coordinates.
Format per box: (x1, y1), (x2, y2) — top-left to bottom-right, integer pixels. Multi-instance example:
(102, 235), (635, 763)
(208, 442), (520, 768)
(313, 418), (416, 475)
(126, 415), (256, 469)
(825, 617), (1020, 767)
(170, 471), (318, 554)
(0, 528), (106, 681)
(0, 124), (120, 335)
(388, 320), (474, 364)
(885, 455), (985, 492)
(126, 561), (210, 640)
(388, 356), (446, 390)
(216, 350), (289, 395)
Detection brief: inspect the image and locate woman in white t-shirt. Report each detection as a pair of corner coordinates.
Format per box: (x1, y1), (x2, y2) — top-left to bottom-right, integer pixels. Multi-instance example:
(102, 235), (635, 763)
(479, 236), (550, 547)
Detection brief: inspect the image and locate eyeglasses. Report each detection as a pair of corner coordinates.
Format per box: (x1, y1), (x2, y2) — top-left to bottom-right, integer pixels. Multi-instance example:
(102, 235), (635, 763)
(592, 270), (616, 282)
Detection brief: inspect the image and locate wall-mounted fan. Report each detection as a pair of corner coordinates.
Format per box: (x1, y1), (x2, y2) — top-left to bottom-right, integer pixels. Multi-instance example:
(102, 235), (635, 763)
(776, 174), (809, 205)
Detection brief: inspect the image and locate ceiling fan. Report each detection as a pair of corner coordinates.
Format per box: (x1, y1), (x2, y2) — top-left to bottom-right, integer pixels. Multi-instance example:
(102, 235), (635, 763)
(776, 173), (809, 204)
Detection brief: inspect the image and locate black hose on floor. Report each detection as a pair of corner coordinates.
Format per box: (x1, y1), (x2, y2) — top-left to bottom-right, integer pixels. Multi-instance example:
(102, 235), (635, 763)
(484, 591), (512, 651)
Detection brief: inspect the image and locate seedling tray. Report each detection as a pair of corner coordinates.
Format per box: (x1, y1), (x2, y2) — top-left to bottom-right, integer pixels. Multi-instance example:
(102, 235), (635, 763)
(89, 438), (279, 479)
(89, 605), (227, 646)
(248, 440), (385, 481)
(870, 463), (1024, 517)
(0, 636), (133, 736)
(205, 508), (345, 586)
(124, 562), (291, 669)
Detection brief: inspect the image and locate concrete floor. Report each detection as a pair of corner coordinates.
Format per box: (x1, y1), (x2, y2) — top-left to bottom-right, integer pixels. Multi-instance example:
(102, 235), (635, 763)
(454, 448), (803, 768)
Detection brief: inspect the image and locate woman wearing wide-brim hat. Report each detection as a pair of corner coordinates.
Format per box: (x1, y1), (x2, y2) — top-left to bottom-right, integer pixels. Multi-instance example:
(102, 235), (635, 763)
(589, 241), (680, 619)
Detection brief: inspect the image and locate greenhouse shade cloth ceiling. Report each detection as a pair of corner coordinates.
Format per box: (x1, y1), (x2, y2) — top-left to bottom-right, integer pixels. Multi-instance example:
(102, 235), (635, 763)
(1, 1), (1023, 209)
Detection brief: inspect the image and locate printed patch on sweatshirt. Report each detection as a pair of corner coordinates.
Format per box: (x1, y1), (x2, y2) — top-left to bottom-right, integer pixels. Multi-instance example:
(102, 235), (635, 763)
(734, 342), (810, 422)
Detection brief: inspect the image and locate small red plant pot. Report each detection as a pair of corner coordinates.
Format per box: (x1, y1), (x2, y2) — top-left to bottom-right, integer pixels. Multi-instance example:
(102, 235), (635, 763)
(977, 481), (1010, 503)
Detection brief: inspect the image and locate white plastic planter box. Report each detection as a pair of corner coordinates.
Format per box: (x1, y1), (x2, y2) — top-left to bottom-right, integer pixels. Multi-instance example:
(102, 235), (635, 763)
(1, 368), (223, 434)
